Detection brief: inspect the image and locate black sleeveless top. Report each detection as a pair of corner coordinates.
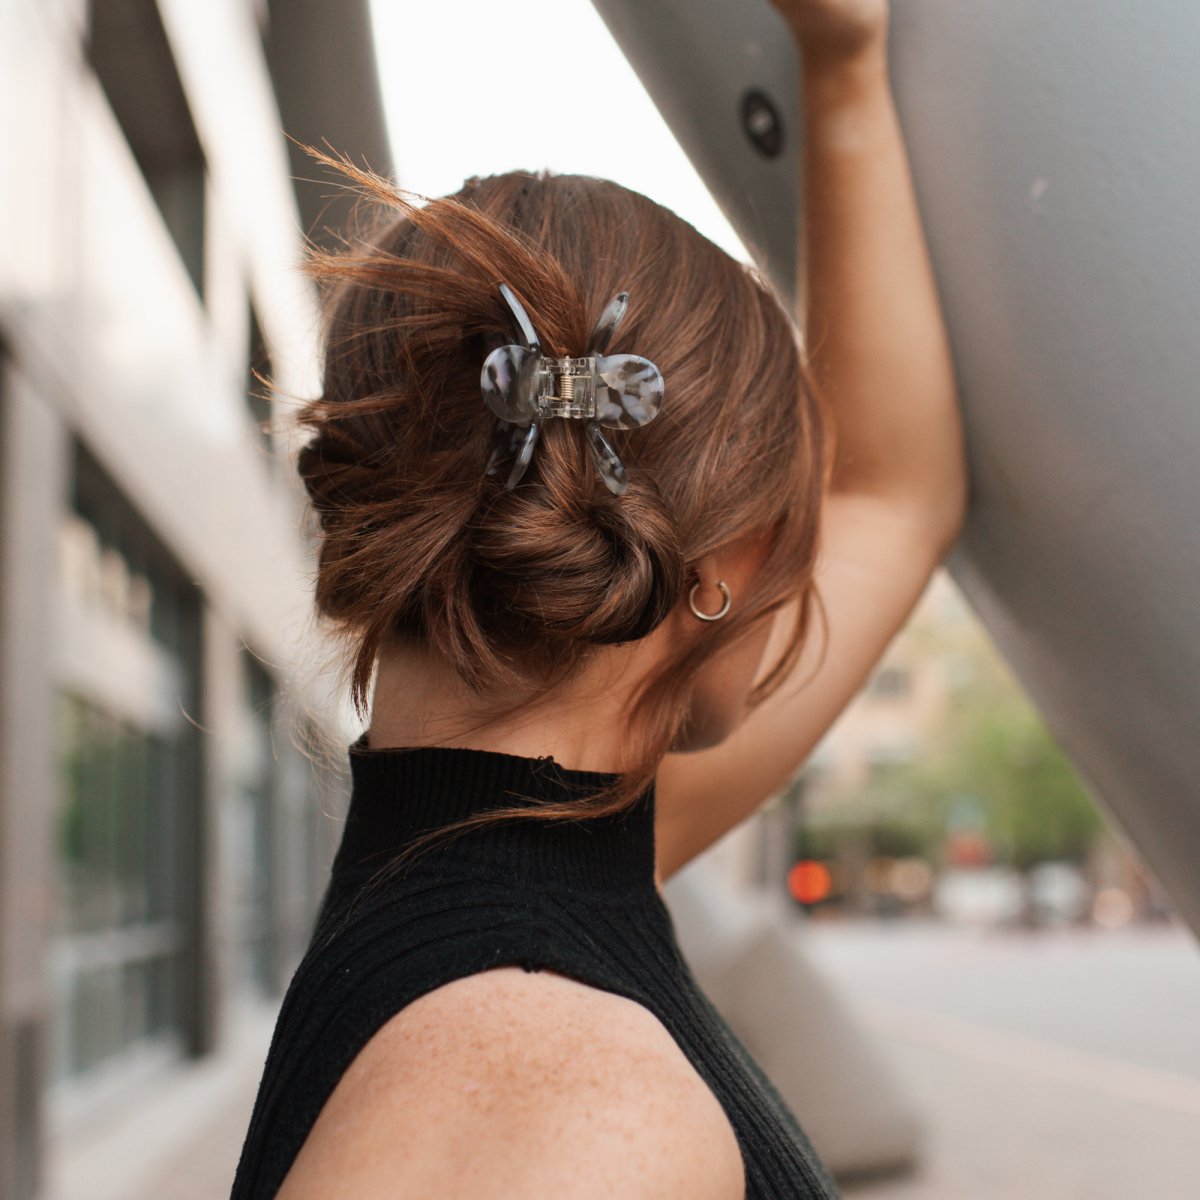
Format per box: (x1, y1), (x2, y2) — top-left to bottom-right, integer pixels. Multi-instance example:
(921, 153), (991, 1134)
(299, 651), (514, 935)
(230, 739), (840, 1199)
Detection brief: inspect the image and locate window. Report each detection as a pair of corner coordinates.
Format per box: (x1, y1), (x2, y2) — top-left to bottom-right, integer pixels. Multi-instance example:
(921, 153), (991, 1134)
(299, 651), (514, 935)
(52, 695), (181, 1078)
(231, 650), (278, 997)
(865, 734), (918, 775)
(48, 443), (201, 1084)
(867, 664), (912, 700)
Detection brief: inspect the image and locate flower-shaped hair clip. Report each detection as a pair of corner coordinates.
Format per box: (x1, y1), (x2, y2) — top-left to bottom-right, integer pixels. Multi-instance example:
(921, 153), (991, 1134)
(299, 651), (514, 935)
(480, 282), (664, 495)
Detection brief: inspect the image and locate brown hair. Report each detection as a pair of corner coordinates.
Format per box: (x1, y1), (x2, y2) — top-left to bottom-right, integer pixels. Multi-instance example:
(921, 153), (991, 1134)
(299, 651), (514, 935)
(290, 144), (830, 895)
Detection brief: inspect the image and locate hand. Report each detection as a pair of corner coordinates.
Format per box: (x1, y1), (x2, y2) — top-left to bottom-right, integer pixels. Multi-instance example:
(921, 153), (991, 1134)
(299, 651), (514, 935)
(766, 0), (889, 66)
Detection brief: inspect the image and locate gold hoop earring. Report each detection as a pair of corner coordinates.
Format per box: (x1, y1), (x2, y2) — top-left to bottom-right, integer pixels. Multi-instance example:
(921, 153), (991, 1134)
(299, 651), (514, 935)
(688, 579), (732, 622)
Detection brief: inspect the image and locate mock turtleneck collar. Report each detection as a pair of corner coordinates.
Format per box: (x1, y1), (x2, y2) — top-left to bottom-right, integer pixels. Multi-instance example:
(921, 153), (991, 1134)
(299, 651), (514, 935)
(330, 735), (658, 893)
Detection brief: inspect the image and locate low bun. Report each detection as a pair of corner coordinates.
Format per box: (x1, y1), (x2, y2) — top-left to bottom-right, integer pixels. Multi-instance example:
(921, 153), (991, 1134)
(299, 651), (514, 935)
(469, 421), (686, 652)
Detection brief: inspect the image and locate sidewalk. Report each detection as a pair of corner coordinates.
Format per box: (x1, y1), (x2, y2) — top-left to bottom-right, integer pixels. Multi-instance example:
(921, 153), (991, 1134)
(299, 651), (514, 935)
(130, 1080), (261, 1200)
(821, 920), (1200, 1199)
(839, 1000), (1200, 1198)
(47, 1006), (276, 1200)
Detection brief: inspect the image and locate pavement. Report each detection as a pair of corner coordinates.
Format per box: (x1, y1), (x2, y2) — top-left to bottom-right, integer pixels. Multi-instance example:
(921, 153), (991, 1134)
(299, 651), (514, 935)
(46, 1005), (276, 1200)
(810, 918), (1200, 1199)
(130, 1085), (261, 1200)
(94, 917), (1200, 1200)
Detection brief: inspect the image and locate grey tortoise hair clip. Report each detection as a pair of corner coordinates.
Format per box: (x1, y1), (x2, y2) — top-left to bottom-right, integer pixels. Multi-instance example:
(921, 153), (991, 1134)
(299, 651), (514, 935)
(480, 282), (664, 496)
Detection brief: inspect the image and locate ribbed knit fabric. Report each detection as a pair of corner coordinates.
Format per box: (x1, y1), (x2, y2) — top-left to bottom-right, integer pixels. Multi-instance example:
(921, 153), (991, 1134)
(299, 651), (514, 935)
(229, 738), (840, 1199)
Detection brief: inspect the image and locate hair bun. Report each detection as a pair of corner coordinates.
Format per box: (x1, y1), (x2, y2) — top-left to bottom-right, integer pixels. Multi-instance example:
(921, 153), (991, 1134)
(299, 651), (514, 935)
(469, 437), (686, 654)
(582, 492), (685, 643)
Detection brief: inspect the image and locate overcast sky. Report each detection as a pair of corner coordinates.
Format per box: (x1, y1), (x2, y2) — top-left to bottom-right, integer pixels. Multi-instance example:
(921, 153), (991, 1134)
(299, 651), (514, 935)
(369, 0), (748, 261)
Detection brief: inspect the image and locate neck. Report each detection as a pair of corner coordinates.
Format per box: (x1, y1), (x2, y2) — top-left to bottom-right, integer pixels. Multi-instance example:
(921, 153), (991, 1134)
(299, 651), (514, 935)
(365, 630), (676, 774)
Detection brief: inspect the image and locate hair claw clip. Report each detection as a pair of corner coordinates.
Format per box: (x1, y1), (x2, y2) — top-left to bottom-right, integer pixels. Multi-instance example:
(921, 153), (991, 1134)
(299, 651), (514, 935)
(480, 282), (664, 495)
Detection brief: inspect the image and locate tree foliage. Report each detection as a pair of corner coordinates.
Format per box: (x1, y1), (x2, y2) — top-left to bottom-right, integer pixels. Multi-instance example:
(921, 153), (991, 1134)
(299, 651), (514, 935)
(801, 669), (1105, 871)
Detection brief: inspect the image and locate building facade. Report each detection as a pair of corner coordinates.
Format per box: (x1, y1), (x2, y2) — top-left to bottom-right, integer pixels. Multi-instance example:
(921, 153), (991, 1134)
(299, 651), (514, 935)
(0, 2), (389, 1197)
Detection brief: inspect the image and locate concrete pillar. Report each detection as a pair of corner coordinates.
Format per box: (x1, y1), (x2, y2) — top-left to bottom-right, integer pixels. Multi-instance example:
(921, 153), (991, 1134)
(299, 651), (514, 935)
(0, 361), (69, 1200)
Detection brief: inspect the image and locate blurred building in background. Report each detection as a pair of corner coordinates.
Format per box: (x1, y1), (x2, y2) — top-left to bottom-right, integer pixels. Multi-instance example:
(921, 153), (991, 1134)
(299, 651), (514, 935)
(0, 2), (388, 1198)
(701, 569), (1173, 931)
(803, 570), (969, 800)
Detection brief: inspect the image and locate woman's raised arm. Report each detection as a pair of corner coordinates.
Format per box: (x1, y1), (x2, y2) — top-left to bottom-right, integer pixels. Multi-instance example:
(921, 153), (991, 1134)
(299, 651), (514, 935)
(791, 1), (964, 510)
(655, 0), (968, 879)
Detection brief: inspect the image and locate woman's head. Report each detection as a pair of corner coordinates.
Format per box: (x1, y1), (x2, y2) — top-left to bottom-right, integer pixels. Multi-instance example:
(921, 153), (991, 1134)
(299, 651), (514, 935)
(295, 146), (829, 820)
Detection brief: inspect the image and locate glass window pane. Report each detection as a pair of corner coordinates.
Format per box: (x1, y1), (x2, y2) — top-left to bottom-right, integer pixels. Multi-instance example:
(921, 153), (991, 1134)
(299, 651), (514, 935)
(51, 491), (198, 1083)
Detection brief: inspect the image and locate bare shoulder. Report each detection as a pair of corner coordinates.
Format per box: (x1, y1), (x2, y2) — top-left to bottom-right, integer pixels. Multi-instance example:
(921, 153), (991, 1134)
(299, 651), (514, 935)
(277, 965), (745, 1200)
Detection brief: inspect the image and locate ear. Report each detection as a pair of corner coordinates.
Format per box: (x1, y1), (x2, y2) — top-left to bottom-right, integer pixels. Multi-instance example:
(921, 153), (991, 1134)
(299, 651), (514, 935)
(692, 552), (723, 589)
(695, 531), (770, 590)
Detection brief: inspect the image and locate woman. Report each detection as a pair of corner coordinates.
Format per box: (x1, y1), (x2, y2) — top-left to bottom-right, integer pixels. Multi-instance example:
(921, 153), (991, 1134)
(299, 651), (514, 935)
(232, 0), (965, 1195)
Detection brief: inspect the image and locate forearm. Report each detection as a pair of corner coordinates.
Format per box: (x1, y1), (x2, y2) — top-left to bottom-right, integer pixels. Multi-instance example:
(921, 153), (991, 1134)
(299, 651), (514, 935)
(797, 40), (967, 537)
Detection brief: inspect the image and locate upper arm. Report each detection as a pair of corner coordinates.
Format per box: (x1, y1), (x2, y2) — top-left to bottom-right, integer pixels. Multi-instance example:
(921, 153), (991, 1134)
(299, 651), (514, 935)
(655, 491), (961, 879)
(276, 966), (745, 1200)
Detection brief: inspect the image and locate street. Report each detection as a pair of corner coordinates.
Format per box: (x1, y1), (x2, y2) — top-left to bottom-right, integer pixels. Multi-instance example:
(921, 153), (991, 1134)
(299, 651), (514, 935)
(805, 918), (1200, 1198)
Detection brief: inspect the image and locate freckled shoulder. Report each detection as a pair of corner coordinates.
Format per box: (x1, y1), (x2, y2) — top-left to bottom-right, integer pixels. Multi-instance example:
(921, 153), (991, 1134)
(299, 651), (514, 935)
(276, 965), (746, 1200)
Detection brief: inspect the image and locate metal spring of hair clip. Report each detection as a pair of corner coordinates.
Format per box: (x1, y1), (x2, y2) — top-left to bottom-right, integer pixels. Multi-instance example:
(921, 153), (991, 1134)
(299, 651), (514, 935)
(480, 282), (664, 496)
